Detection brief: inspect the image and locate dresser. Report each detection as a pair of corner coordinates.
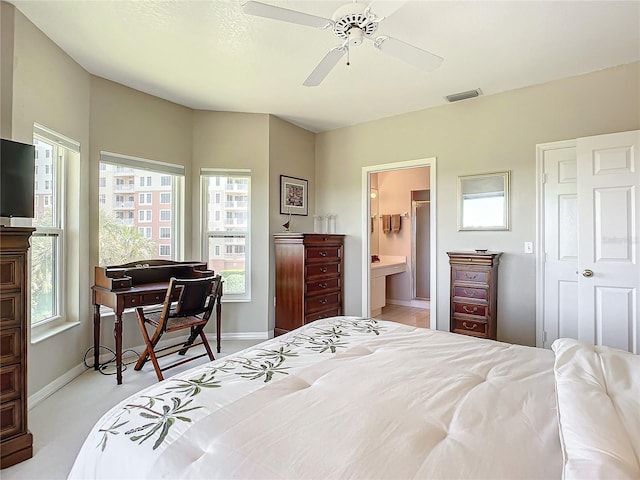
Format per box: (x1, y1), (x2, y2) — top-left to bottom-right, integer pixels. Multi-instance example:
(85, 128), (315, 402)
(447, 251), (502, 340)
(274, 233), (344, 335)
(0, 226), (34, 468)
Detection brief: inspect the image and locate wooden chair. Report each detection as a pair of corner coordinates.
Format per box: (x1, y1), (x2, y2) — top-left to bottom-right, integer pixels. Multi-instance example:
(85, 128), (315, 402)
(134, 275), (222, 381)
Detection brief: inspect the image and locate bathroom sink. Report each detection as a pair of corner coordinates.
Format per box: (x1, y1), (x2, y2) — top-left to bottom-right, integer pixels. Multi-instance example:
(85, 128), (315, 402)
(371, 255), (406, 278)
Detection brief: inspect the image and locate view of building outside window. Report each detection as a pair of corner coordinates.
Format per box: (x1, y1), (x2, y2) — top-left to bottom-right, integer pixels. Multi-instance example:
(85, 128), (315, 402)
(98, 163), (177, 266)
(31, 137), (62, 324)
(203, 175), (249, 296)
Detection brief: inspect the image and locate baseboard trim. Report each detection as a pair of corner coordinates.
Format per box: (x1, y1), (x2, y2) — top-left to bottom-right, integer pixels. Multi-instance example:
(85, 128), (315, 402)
(387, 299), (430, 309)
(28, 331), (271, 410)
(28, 362), (86, 411)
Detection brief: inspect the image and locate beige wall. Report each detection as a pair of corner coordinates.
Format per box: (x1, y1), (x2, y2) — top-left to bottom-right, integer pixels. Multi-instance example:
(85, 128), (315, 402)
(316, 62), (640, 346)
(191, 110), (271, 335)
(267, 116), (316, 330)
(9, 6), (92, 394)
(89, 77), (195, 354)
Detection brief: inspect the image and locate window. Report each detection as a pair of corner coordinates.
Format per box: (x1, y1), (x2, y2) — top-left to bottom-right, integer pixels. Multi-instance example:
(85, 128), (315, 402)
(161, 176), (171, 186)
(30, 129), (75, 327)
(138, 210), (152, 222)
(98, 151), (184, 266)
(138, 227), (152, 238)
(160, 227), (171, 239)
(99, 194), (106, 204)
(160, 192), (171, 204)
(201, 170), (251, 299)
(99, 177), (106, 187)
(139, 193), (152, 205)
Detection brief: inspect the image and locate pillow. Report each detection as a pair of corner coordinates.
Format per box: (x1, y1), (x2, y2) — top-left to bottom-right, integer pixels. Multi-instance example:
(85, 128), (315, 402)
(552, 338), (640, 479)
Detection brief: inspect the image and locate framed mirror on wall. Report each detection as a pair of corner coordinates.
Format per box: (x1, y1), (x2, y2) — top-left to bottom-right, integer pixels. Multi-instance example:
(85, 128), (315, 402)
(458, 171), (510, 231)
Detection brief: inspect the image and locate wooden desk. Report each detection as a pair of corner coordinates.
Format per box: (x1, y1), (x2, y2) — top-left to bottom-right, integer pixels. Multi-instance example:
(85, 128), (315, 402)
(92, 260), (222, 385)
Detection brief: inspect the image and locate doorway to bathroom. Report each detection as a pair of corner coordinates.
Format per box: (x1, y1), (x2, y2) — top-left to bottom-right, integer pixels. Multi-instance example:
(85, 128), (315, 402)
(361, 158), (436, 330)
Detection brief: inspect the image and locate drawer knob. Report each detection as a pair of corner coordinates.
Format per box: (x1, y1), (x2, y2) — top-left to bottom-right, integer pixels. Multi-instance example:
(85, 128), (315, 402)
(320, 267), (328, 273)
(319, 298), (328, 305)
(465, 273), (478, 280)
(318, 282), (328, 289)
(463, 289), (476, 296)
(462, 322), (477, 330)
(462, 305), (478, 313)
(319, 251), (327, 257)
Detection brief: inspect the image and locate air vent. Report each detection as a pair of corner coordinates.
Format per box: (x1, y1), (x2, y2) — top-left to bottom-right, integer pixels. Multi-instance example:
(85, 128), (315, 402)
(445, 89), (482, 103)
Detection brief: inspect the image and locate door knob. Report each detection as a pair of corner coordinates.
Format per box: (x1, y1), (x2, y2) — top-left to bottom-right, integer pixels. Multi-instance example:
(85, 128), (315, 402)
(582, 269), (594, 278)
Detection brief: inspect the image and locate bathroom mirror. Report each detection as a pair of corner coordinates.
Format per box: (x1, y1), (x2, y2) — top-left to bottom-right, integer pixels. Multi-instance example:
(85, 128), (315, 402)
(458, 171), (510, 231)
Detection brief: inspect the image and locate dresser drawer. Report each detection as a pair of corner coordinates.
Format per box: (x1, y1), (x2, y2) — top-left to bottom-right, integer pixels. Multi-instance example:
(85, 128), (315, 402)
(0, 398), (24, 438)
(305, 307), (341, 323)
(0, 256), (22, 291)
(453, 269), (488, 284)
(306, 277), (341, 295)
(303, 235), (344, 246)
(0, 293), (21, 328)
(453, 302), (487, 318)
(0, 329), (20, 365)
(306, 263), (341, 278)
(306, 246), (342, 263)
(305, 292), (341, 314)
(453, 286), (488, 301)
(0, 364), (22, 403)
(452, 318), (488, 336)
(122, 295), (144, 308)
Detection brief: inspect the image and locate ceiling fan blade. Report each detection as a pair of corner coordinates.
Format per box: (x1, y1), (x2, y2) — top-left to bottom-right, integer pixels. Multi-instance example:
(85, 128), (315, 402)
(243, 1), (332, 29)
(366, 0), (407, 20)
(374, 36), (443, 72)
(303, 47), (347, 87)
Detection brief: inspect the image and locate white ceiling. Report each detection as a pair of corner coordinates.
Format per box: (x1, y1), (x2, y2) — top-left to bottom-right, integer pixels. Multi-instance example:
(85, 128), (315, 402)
(9, 0), (640, 133)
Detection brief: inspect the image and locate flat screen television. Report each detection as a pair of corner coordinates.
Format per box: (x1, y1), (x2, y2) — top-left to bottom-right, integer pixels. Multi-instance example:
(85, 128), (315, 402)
(0, 138), (35, 218)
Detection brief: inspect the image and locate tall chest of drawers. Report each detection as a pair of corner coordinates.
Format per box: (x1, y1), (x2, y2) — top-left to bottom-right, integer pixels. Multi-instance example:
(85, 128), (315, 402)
(274, 233), (345, 336)
(447, 251), (502, 340)
(0, 226), (34, 468)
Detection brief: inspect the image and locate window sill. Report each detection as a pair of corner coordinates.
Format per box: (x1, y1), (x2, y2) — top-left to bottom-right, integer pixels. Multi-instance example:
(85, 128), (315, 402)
(31, 317), (81, 344)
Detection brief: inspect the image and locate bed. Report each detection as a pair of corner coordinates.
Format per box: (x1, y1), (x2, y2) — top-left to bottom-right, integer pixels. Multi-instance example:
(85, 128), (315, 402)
(69, 316), (640, 479)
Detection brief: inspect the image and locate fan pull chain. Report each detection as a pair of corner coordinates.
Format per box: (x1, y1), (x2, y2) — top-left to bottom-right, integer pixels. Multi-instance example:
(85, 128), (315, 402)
(346, 44), (350, 66)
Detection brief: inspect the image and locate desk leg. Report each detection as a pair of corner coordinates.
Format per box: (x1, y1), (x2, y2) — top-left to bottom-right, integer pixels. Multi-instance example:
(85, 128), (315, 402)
(114, 313), (123, 385)
(93, 304), (101, 370)
(216, 299), (221, 354)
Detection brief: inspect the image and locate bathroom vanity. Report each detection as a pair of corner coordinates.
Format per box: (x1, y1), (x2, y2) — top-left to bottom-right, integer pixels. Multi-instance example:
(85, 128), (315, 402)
(370, 255), (407, 316)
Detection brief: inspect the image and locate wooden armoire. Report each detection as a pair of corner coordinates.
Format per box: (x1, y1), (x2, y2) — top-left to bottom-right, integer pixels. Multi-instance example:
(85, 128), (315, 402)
(0, 226), (34, 468)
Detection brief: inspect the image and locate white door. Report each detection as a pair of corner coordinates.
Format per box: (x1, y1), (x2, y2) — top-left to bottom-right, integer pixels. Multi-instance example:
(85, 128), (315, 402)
(538, 130), (640, 353)
(577, 130), (640, 352)
(540, 141), (579, 348)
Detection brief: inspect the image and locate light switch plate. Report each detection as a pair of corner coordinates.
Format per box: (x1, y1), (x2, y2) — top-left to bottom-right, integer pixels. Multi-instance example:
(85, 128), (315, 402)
(524, 241), (534, 254)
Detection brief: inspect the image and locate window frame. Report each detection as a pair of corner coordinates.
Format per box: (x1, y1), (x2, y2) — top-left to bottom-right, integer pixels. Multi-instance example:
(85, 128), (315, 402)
(31, 134), (65, 328)
(98, 151), (185, 267)
(201, 169), (251, 302)
(28, 125), (84, 343)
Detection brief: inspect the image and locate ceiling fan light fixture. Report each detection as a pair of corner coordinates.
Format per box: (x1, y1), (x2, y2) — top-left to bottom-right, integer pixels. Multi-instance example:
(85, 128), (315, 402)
(445, 89), (482, 102)
(347, 27), (364, 46)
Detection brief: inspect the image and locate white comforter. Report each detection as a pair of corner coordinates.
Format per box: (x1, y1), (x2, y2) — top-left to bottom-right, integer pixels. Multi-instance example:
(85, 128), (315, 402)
(553, 338), (640, 479)
(69, 317), (562, 479)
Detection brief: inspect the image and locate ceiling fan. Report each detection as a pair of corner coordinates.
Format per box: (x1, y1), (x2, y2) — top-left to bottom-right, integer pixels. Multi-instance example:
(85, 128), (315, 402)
(243, 0), (444, 86)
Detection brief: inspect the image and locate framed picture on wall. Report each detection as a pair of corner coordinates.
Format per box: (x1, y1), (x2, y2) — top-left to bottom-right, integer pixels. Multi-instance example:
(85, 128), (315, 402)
(280, 175), (308, 216)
